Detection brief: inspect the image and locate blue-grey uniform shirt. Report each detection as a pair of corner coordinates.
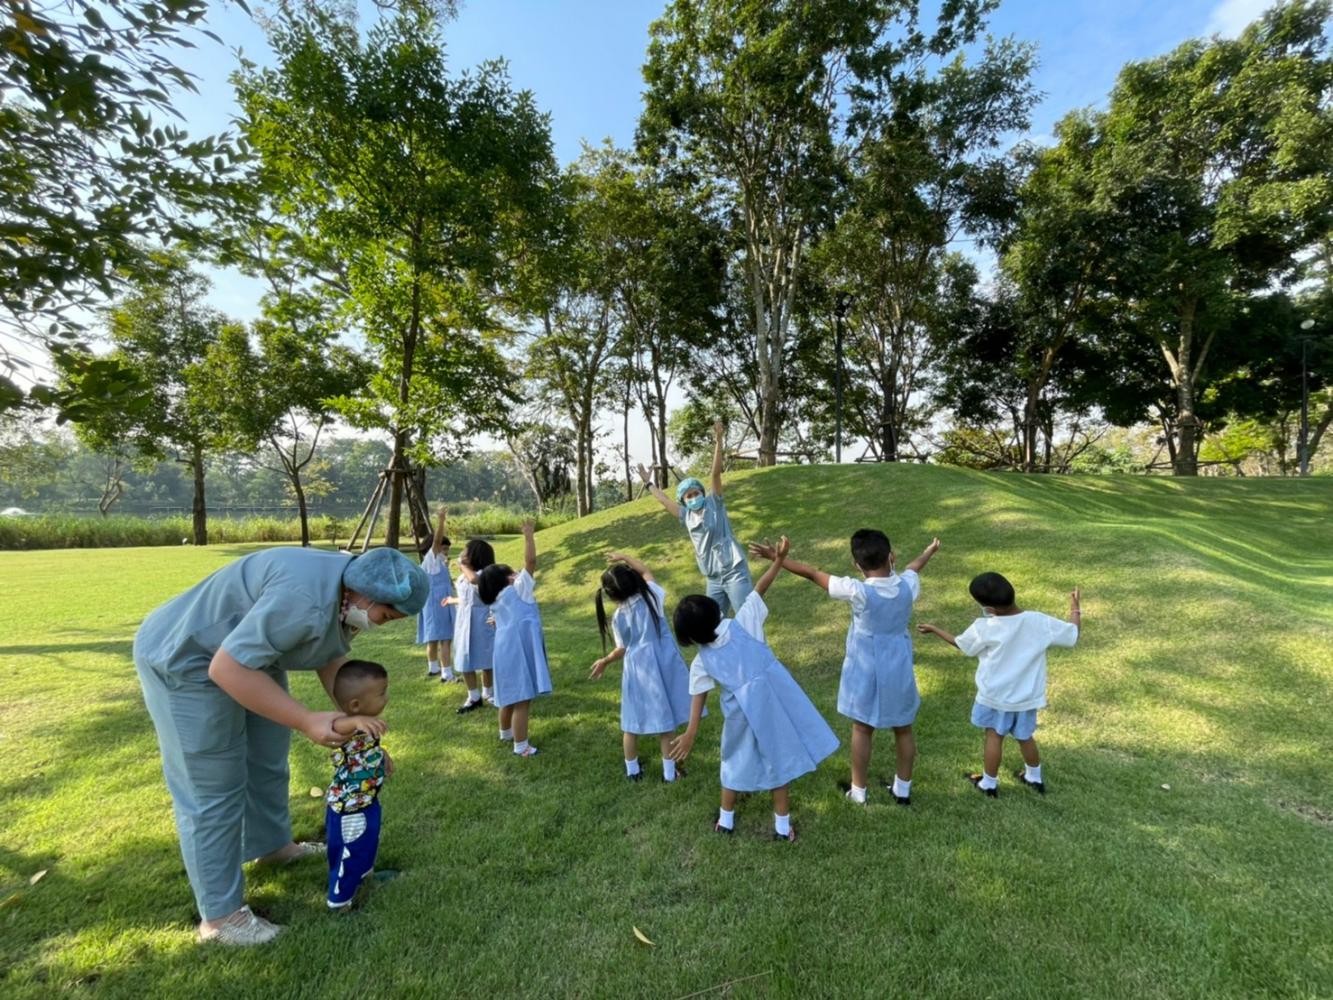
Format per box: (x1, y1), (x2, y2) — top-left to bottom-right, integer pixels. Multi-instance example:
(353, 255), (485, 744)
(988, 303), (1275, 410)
(135, 548), (354, 683)
(678, 493), (748, 581)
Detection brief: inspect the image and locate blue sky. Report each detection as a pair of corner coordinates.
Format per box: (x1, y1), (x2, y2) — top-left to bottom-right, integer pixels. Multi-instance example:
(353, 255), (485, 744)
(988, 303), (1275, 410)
(182, 0), (1275, 320)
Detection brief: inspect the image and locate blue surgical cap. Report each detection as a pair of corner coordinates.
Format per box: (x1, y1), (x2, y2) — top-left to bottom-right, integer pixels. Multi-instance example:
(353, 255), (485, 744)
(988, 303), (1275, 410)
(343, 547), (429, 616)
(675, 477), (705, 502)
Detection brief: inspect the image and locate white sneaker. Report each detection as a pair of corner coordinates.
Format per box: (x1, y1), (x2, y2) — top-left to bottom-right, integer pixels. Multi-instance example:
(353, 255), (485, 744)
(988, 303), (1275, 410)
(198, 905), (282, 946)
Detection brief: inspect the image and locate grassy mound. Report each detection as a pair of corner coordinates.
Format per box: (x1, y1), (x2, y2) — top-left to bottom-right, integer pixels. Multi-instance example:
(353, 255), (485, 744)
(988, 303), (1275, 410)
(1, 464), (1329, 997)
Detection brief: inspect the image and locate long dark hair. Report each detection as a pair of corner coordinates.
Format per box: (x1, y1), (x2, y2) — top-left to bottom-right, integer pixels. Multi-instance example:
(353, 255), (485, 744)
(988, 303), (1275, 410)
(596, 562), (662, 652)
(477, 563), (513, 606)
(462, 538), (495, 572)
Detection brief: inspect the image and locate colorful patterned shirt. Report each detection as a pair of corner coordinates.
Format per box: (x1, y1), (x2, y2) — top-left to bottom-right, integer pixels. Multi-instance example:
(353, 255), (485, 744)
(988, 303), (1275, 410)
(326, 731), (385, 814)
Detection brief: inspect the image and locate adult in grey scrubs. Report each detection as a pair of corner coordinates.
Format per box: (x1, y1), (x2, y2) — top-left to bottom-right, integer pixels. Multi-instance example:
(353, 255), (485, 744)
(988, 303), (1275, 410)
(133, 546), (428, 945)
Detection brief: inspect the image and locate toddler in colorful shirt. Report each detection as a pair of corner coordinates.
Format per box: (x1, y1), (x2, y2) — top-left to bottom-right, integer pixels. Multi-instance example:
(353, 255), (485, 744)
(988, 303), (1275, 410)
(326, 659), (390, 909)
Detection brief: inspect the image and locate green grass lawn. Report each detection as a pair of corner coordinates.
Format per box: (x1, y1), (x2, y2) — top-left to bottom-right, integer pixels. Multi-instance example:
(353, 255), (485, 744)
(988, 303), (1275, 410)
(2, 464), (1331, 998)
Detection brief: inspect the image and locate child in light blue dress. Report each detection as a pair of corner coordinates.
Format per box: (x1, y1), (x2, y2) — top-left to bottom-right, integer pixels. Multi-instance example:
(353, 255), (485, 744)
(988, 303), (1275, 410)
(476, 521), (550, 758)
(590, 552), (697, 784)
(446, 539), (497, 714)
(766, 531), (940, 806)
(636, 420), (753, 615)
(919, 573), (1082, 797)
(416, 507), (457, 681)
(671, 537), (839, 842)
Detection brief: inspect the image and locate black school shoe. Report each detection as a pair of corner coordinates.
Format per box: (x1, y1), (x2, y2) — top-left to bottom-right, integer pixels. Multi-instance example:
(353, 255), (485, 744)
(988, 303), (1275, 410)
(626, 770), (644, 782)
(712, 819), (734, 836)
(456, 699), (484, 715)
(1013, 768), (1046, 794)
(772, 827), (797, 843)
(837, 780), (868, 806)
(881, 780), (911, 807)
(965, 772), (999, 798)
(662, 766), (687, 783)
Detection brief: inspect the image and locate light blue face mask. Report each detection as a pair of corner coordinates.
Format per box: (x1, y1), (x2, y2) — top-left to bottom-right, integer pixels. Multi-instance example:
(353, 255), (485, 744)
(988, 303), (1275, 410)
(684, 494), (706, 512)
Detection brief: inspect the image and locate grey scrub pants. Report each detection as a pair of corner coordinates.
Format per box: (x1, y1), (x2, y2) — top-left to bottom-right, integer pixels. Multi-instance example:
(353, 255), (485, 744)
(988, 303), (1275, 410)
(135, 654), (294, 921)
(705, 571), (754, 618)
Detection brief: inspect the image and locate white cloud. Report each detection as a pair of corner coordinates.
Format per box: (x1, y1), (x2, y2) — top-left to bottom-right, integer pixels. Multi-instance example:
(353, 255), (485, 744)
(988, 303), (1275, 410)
(1206, 0), (1272, 38)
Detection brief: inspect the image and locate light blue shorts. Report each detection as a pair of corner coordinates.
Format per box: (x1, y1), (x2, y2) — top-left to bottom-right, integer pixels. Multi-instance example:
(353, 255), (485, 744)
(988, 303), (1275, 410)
(971, 700), (1038, 740)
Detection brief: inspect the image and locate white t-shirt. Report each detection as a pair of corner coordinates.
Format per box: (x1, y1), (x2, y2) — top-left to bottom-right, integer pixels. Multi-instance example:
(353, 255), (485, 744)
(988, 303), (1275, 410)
(512, 568), (537, 604)
(421, 549), (449, 575)
(826, 570), (920, 611)
(687, 591), (769, 695)
(955, 611), (1079, 712)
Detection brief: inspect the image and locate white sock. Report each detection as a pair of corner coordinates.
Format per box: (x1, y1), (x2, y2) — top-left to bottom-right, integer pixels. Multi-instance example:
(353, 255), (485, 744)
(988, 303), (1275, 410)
(426, 658), (440, 675)
(774, 812), (791, 837)
(499, 728), (513, 741)
(625, 757), (641, 776)
(716, 808), (735, 830)
(482, 686), (494, 699)
(662, 759), (677, 782)
(467, 687), (480, 702)
(442, 665), (456, 679)
(513, 739), (530, 755)
(1025, 763), (1043, 783)
(892, 776), (912, 799)
(979, 772), (998, 790)
(846, 783), (867, 804)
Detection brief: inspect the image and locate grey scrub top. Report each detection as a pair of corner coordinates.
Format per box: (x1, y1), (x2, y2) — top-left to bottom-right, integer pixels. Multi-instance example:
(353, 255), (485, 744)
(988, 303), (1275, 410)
(677, 493), (748, 580)
(135, 548), (355, 684)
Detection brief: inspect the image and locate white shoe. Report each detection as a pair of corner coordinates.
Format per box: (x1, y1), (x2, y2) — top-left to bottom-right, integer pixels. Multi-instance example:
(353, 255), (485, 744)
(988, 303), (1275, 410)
(198, 905), (282, 946)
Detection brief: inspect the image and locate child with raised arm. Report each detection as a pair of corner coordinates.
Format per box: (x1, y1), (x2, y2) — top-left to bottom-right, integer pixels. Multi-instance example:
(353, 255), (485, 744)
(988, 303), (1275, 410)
(325, 659), (390, 910)
(755, 531), (939, 806)
(637, 420), (752, 615)
(671, 537), (839, 842)
(918, 573), (1081, 797)
(476, 521), (551, 758)
(417, 506), (458, 682)
(445, 538), (497, 713)
(590, 551), (696, 784)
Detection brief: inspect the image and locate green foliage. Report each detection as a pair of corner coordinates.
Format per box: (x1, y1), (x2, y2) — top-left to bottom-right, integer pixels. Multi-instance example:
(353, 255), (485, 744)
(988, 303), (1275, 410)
(2, 465), (1331, 994)
(0, 0), (247, 417)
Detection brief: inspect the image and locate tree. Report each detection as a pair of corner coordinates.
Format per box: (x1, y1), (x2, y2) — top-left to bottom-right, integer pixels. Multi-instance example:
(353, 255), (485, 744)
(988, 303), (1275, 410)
(1092, 1), (1333, 474)
(63, 252), (226, 543)
(197, 320), (363, 545)
(814, 37), (1035, 461)
(505, 419), (574, 510)
(640, 0), (1000, 464)
(235, 3), (558, 547)
(0, 0), (245, 418)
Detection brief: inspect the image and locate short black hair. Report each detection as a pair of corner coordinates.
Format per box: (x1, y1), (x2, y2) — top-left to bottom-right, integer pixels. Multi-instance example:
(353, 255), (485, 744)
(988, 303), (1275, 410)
(674, 594), (722, 646)
(477, 563), (513, 605)
(850, 528), (892, 571)
(333, 659), (388, 704)
(419, 535), (451, 558)
(463, 538), (495, 571)
(969, 572), (1016, 609)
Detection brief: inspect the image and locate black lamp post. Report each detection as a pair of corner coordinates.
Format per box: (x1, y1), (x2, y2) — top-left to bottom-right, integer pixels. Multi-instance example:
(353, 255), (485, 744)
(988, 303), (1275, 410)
(834, 292), (851, 464)
(1299, 317), (1315, 477)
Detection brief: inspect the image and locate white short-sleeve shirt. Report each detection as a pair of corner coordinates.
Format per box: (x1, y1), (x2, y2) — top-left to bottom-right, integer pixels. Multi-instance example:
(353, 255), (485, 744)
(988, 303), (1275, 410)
(826, 570), (919, 612)
(421, 549), (449, 575)
(687, 591), (769, 695)
(512, 568), (537, 604)
(955, 611), (1079, 712)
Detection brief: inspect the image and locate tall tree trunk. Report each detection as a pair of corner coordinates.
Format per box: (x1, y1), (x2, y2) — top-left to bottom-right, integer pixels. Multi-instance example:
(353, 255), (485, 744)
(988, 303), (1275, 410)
(1168, 296), (1203, 476)
(1307, 403), (1333, 464)
(190, 442), (207, 546)
(622, 386), (633, 503)
(293, 475), (310, 547)
(386, 276), (422, 548)
(575, 421), (589, 517)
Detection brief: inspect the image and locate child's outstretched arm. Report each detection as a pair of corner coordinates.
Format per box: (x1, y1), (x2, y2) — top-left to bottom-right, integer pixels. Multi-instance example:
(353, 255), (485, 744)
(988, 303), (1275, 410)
(749, 540), (829, 591)
(332, 715), (388, 739)
(589, 646), (626, 679)
(637, 464), (682, 518)
(752, 536), (790, 598)
(669, 692), (709, 761)
(607, 550), (654, 582)
(916, 623), (959, 648)
(710, 420), (725, 497)
(905, 537), (941, 574)
(522, 520), (537, 576)
(1070, 587), (1082, 632)
(432, 505), (448, 554)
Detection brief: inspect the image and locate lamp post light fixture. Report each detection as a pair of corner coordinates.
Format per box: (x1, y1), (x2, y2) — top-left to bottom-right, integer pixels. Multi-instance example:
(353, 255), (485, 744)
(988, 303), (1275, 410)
(1299, 317), (1316, 477)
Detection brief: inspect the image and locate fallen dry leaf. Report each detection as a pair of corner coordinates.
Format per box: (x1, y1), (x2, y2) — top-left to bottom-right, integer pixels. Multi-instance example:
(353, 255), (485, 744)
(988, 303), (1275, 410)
(28, 870), (47, 885)
(309, 786), (323, 798)
(632, 925), (655, 947)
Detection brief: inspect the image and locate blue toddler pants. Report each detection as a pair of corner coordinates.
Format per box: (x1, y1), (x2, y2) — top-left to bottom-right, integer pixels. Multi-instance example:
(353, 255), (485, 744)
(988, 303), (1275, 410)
(326, 800), (381, 908)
